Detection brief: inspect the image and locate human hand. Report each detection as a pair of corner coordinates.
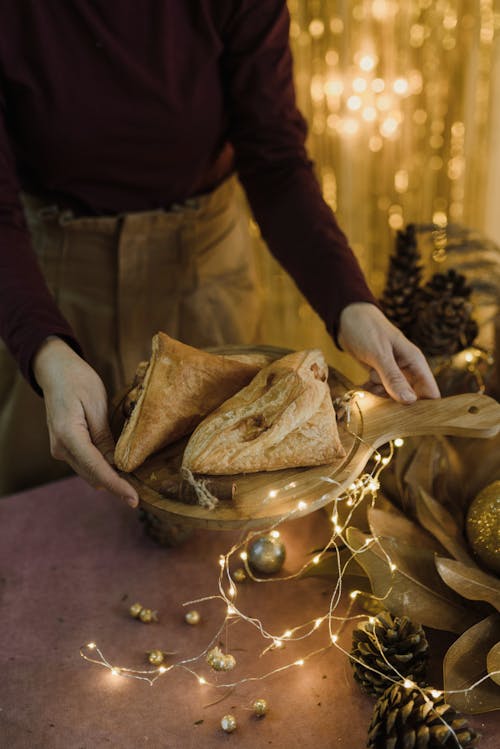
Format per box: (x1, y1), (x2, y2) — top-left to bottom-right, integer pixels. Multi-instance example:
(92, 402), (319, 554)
(338, 302), (440, 403)
(33, 337), (139, 507)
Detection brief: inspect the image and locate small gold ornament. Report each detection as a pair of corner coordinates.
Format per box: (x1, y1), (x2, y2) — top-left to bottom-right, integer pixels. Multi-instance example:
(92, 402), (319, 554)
(185, 609), (201, 625)
(207, 646), (236, 671)
(233, 567), (246, 583)
(466, 481), (500, 575)
(139, 608), (158, 623)
(129, 602), (143, 618)
(247, 534), (286, 574)
(147, 649), (165, 665)
(253, 698), (268, 717)
(221, 714), (237, 733)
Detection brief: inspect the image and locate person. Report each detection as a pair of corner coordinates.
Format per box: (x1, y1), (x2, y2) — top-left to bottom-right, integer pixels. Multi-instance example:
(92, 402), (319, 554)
(0, 1), (439, 503)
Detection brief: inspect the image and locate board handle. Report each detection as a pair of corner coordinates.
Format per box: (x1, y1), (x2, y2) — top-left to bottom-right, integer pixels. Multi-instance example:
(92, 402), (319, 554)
(361, 392), (500, 448)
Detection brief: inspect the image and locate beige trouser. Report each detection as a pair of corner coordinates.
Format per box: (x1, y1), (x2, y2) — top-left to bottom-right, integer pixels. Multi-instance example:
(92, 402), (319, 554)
(0, 176), (262, 496)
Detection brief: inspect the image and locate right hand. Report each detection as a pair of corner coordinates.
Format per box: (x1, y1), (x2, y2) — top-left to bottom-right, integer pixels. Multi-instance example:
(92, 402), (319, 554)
(33, 337), (139, 507)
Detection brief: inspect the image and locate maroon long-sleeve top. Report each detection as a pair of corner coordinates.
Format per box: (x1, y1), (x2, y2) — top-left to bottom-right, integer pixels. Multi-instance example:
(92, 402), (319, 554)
(0, 0), (377, 388)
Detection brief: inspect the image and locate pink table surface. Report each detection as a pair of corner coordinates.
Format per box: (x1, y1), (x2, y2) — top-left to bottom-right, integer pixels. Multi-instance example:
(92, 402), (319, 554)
(0, 476), (498, 749)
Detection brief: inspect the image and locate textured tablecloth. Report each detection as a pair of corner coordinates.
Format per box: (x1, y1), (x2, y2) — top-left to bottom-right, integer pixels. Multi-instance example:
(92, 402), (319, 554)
(0, 476), (498, 748)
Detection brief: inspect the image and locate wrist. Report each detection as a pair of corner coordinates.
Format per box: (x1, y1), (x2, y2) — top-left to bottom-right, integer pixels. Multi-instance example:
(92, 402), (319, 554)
(33, 336), (75, 389)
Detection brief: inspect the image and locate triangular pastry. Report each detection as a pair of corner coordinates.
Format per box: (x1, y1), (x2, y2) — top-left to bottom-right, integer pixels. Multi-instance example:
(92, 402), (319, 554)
(114, 333), (263, 472)
(182, 350), (345, 475)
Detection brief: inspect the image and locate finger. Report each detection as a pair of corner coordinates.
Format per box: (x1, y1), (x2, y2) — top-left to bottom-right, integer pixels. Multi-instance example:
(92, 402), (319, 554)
(372, 351), (417, 404)
(393, 343), (441, 399)
(87, 413), (118, 467)
(369, 368), (382, 385)
(63, 425), (139, 507)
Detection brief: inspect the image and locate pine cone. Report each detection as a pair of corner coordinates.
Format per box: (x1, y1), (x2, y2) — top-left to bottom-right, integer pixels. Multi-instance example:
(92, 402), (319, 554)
(368, 683), (479, 749)
(350, 611), (429, 698)
(381, 224), (423, 337)
(410, 270), (478, 357)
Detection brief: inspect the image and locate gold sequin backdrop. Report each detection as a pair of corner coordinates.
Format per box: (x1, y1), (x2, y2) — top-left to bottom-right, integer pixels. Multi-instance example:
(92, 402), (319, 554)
(254, 0), (500, 382)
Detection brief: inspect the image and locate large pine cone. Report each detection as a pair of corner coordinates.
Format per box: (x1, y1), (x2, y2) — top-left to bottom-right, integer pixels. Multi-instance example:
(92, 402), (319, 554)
(368, 683), (479, 749)
(350, 611), (429, 698)
(381, 224), (423, 336)
(410, 270), (478, 356)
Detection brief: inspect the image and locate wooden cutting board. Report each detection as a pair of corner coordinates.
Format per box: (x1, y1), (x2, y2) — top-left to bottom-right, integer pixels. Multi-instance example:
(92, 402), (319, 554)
(122, 346), (500, 531)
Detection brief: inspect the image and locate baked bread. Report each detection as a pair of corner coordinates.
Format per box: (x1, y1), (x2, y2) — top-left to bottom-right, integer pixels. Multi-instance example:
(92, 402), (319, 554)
(182, 349), (345, 475)
(114, 333), (263, 472)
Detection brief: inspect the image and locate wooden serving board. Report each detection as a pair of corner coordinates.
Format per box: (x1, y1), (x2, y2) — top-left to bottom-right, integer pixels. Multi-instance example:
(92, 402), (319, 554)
(122, 346), (500, 531)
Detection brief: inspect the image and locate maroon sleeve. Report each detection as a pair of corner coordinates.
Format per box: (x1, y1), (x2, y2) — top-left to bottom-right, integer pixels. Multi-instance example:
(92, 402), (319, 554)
(0, 101), (82, 393)
(221, 0), (379, 341)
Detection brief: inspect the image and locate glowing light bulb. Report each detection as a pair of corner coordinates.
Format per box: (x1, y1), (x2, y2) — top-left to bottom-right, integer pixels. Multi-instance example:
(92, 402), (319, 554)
(362, 106), (377, 122)
(394, 438), (404, 447)
(227, 605), (236, 615)
(158, 666), (167, 674)
(347, 95), (362, 111)
(268, 489), (278, 498)
(334, 525), (342, 534)
(240, 552), (248, 561)
(198, 677), (207, 685)
(464, 352), (474, 363)
(359, 54), (377, 71)
(325, 79), (344, 96)
(314, 618), (322, 629)
(353, 77), (368, 93)
(368, 480), (380, 491)
(389, 562), (397, 572)
(381, 457), (390, 465)
(403, 679), (414, 689)
(350, 590), (359, 600)
(270, 530), (280, 539)
(393, 78), (409, 95)
(283, 630), (292, 638)
(430, 689), (443, 699)
(374, 454), (382, 462)
(274, 639), (283, 648)
(111, 668), (120, 677)
(295, 659), (305, 666)
(87, 642), (96, 650)
(228, 586), (236, 598)
(219, 556), (225, 567)
(312, 555), (321, 564)
(297, 501), (308, 511)
(331, 634), (338, 644)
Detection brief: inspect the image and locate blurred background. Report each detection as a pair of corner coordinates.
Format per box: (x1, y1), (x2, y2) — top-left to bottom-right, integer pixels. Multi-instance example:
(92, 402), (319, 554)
(253, 0), (500, 383)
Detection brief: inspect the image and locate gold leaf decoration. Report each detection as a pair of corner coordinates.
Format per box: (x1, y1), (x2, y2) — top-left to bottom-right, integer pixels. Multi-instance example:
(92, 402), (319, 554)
(487, 642), (500, 687)
(367, 506), (445, 555)
(416, 488), (474, 564)
(346, 527), (477, 634)
(399, 436), (465, 518)
(436, 556), (500, 612)
(444, 613), (500, 713)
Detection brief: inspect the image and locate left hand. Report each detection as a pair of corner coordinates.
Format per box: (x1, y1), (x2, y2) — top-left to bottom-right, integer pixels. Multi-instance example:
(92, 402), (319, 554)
(338, 302), (441, 403)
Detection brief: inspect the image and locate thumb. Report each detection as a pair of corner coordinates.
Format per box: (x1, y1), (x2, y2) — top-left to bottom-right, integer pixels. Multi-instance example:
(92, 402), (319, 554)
(375, 355), (417, 404)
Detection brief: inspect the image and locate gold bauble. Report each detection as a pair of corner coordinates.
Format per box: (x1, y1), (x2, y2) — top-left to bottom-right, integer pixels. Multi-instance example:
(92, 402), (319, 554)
(185, 609), (201, 625)
(221, 714), (237, 733)
(247, 535), (286, 574)
(129, 602), (143, 618)
(207, 647), (236, 671)
(253, 698), (268, 717)
(466, 481), (500, 575)
(233, 567), (247, 583)
(139, 608), (158, 623)
(147, 649), (164, 665)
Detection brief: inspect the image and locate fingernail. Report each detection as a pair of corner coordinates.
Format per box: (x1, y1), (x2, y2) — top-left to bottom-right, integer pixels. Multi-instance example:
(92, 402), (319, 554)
(125, 496), (139, 508)
(400, 389), (417, 403)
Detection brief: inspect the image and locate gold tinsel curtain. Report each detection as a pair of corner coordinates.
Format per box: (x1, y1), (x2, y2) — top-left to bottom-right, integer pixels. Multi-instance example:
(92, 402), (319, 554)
(255, 0), (500, 381)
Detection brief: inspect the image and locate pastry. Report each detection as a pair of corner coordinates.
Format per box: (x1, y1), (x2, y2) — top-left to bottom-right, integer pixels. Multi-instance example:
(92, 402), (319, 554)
(114, 333), (263, 472)
(182, 349), (345, 475)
